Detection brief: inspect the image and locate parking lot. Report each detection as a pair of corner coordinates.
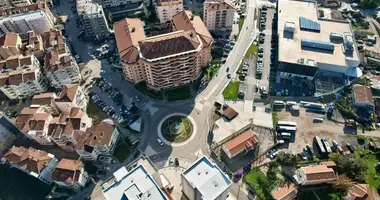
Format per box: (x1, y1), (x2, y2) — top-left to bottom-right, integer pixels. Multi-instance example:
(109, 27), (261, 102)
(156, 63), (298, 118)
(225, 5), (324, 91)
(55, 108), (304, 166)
(275, 104), (366, 156)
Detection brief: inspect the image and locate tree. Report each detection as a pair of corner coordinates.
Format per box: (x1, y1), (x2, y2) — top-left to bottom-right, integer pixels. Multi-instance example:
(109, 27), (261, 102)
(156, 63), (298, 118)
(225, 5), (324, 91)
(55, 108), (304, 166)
(359, 0), (379, 8)
(276, 152), (298, 166)
(332, 174), (353, 196)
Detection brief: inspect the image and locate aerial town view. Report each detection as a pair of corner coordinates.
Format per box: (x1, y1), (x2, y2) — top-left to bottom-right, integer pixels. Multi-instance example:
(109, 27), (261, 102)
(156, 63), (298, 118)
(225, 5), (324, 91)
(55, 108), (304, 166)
(1, 0), (380, 199)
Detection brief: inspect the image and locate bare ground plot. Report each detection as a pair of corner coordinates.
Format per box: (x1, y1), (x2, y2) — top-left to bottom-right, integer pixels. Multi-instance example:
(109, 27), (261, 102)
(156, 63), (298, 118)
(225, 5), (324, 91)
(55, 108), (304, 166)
(213, 126), (275, 172)
(276, 107), (359, 153)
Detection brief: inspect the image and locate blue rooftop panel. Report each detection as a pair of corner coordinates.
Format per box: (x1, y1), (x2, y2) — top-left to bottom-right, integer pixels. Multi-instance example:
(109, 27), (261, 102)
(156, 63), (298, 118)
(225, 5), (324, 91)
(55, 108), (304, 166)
(299, 17), (321, 32)
(301, 39), (334, 51)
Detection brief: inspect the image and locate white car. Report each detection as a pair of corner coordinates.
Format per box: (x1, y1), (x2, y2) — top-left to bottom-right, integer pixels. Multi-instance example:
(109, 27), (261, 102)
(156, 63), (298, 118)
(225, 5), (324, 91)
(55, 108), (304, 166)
(157, 138), (164, 146)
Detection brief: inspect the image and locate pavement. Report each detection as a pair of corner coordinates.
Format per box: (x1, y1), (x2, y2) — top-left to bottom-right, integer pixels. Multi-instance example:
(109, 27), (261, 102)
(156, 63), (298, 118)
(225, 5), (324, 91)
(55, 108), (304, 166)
(62, 0), (265, 198)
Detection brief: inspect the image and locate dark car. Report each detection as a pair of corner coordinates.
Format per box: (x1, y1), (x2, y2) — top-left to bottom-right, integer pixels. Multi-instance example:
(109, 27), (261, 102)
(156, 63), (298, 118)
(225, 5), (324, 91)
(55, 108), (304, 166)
(174, 158), (179, 166)
(346, 143), (355, 153)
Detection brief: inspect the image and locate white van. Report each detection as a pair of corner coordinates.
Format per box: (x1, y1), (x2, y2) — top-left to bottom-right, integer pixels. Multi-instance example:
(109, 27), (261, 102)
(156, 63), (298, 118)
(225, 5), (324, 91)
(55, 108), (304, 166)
(313, 117), (324, 123)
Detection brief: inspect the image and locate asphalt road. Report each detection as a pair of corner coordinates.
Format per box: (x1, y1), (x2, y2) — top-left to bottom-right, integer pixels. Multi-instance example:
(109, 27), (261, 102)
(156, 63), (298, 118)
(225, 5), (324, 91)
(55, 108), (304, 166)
(63, 0), (262, 198)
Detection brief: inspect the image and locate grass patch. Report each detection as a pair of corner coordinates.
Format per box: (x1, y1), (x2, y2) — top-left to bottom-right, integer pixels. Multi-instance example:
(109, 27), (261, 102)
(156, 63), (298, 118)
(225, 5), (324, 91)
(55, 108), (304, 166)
(86, 99), (107, 123)
(355, 149), (380, 189)
(166, 85), (192, 102)
(298, 186), (343, 200)
(205, 59), (222, 80)
(245, 42), (258, 58)
(135, 81), (164, 100)
(239, 17), (245, 33)
(113, 143), (132, 162)
(357, 77), (371, 86)
(161, 116), (193, 142)
(272, 111), (278, 127)
(223, 81), (240, 100)
(244, 169), (274, 200)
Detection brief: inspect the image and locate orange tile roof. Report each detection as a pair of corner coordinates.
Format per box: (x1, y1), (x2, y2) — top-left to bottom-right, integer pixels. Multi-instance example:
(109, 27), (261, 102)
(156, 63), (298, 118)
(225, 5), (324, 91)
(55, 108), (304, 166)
(223, 107), (238, 119)
(32, 92), (55, 105)
(350, 184), (375, 200)
(85, 120), (115, 147)
(44, 50), (73, 72)
(114, 18), (146, 63)
(303, 165), (336, 183)
(3, 146), (53, 174)
(224, 130), (259, 156)
(205, 1), (235, 11)
(139, 30), (200, 59)
(320, 161), (337, 168)
(272, 184), (297, 200)
(0, 32), (19, 47)
(354, 85), (374, 105)
(52, 159), (83, 184)
(42, 29), (66, 54)
(56, 84), (78, 102)
(172, 10), (213, 47)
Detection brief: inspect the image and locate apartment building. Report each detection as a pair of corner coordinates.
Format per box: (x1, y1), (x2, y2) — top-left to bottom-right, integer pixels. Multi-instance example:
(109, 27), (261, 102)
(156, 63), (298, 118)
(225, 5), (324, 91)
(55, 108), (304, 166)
(31, 92), (59, 114)
(77, 0), (110, 40)
(154, 0), (183, 23)
(52, 158), (89, 191)
(114, 10), (213, 91)
(0, 10), (54, 35)
(15, 104), (92, 149)
(42, 29), (80, 88)
(0, 0), (31, 10)
(23, 30), (44, 59)
(0, 55), (48, 100)
(3, 146), (59, 184)
(91, 0), (141, 8)
(76, 120), (120, 162)
(0, 114), (20, 154)
(54, 84), (87, 114)
(0, 32), (22, 59)
(181, 156), (231, 200)
(203, 0), (235, 31)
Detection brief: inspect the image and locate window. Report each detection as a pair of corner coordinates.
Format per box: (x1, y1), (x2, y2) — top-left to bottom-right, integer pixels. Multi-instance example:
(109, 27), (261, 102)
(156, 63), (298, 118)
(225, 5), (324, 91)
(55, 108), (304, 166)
(100, 132), (104, 137)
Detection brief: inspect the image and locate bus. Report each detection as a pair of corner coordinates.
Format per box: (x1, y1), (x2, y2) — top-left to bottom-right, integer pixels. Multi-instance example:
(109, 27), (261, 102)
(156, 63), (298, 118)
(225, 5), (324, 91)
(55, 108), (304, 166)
(277, 126), (297, 132)
(321, 138), (332, 154)
(314, 136), (326, 155)
(277, 121), (297, 127)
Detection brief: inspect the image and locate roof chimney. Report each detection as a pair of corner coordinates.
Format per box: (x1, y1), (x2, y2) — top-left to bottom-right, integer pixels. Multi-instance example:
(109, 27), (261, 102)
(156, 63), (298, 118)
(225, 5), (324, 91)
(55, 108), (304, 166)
(132, 27), (136, 32)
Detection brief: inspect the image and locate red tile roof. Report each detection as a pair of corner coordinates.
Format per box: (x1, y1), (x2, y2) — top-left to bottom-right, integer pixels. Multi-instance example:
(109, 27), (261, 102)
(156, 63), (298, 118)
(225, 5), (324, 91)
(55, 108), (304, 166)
(272, 184), (297, 200)
(354, 85), (374, 105)
(350, 184), (375, 200)
(52, 159), (83, 184)
(0, 33), (19, 47)
(223, 107), (238, 119)
(139, 30), (200, 60)
(3, 146), (53, 174)
(56, 84), (79, 102)
(224, 130), (259, 157)
(302, 165), (336, 184)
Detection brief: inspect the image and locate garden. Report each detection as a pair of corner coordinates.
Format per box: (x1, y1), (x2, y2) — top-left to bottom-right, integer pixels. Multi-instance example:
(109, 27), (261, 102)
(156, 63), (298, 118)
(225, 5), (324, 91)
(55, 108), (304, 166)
(161, 116), (193, 143)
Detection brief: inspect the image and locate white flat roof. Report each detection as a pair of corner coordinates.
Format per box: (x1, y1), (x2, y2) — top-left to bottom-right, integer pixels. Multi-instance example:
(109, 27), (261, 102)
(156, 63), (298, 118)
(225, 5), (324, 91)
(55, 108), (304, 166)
(103, 165), (168, 200)
(278, 0), (359, 67)
(183, 156), (231, 199)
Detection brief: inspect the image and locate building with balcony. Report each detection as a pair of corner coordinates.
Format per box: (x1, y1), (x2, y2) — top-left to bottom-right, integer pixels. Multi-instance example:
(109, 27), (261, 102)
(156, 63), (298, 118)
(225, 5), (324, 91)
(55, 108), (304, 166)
(114, 10), (213, 91)
(15, 104), (92, 150)
(52, 158), (89, 191)
(154, 0), (183, 24)
(91, 0), (141, 8)
(0, 114), (21, 155)
(0, 10), (54, 36)
(0, 0), (31, 10)
(76, 120), (120, 162)
(77, 0), (110, 40)
(0, 32), (22, 59)
(203, 0), (235, 31)
(0, 55), (48, 100)
(3, 145), (59, 184)
(54, 84), (87, 114)
(181, 156), (231, 200)
(22, 30), (44, 59)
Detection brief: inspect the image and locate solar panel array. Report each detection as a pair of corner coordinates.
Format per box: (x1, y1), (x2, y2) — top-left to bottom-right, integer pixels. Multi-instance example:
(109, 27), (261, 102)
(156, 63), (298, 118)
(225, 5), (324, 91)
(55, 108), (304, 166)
(299, 17), (321, 32)
(301, 39), (334, 51)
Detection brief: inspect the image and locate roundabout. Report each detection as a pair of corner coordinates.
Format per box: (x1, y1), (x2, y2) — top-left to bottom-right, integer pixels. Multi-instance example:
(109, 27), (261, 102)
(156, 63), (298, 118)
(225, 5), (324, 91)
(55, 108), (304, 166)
(157, 113), (197, 147)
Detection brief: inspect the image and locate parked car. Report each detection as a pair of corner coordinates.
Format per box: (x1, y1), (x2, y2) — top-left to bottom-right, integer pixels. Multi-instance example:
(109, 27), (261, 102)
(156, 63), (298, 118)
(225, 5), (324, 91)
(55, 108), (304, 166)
(157, 138), (164, 146)
(174, 158), (179, 166)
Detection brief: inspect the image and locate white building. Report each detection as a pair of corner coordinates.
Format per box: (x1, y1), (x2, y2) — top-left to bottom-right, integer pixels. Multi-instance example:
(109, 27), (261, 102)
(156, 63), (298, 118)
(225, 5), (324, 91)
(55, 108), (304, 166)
(77, 0), (110, 40)
(0, 10), (54, 35)
(181, 156), (232, 200)
(102, 165), (169, 200)
(3, 146), (59, 184)
(203, 0), (235, 31)
(154, 0), (183, 23)
(0, 115), (20, 155)
(76, 120), (120, 162)
(0, 55), (48, 100)
(52, 158), (89, 191)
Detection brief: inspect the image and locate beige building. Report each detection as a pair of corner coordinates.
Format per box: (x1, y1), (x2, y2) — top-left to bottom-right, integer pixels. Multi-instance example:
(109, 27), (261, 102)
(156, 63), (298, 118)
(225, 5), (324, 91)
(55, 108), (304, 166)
(294, 164), (337, 186)
(0, 32), (22, 59)
(114, 10), (213, 91)
(154, 0), (183, 24)
(203, 0), (235, 31)
(77, 0), (110, 40)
